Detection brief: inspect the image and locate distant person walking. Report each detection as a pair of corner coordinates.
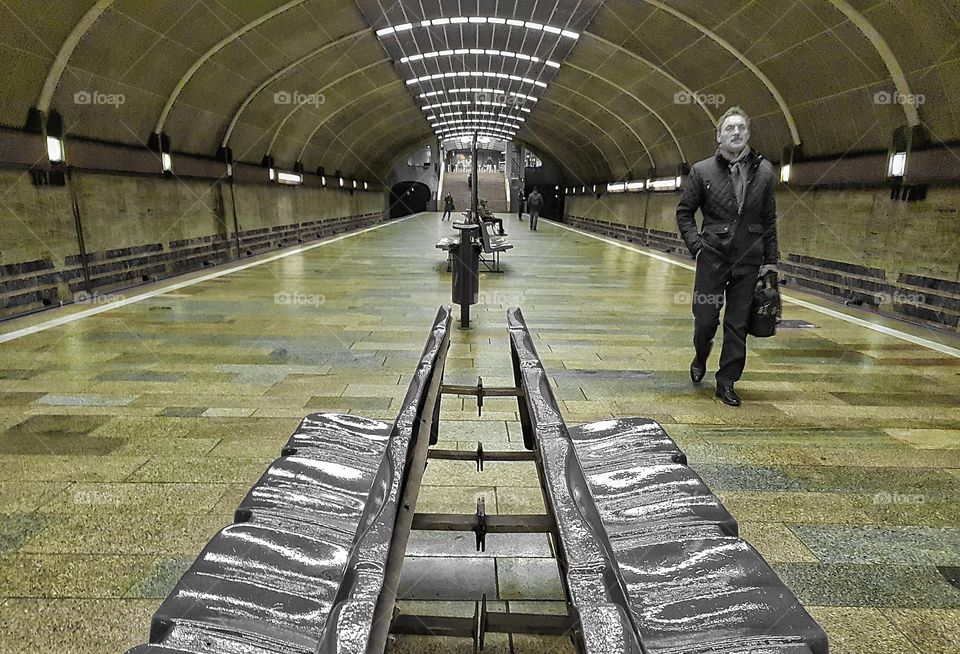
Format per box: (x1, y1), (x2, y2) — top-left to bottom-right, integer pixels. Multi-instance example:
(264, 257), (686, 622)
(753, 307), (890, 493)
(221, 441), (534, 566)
(676, 106), (780, 407)
(527, 188), (543, 231)
(441, 192), (455, 221)
(467, 173), (472, 190)
(517, 191), (525, 221)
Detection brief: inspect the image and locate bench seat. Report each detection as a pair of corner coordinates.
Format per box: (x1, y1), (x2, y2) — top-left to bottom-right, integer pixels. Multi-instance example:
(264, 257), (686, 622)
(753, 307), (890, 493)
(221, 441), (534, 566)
(234, 453), (385, 539)
(435, 237), (457, 251)
(148, 523), (347, 652)
(613, 528), (826, 654)
(127, 306), (453, 654)
(281, 411), (392, 460)
(569, 417), (686, 464)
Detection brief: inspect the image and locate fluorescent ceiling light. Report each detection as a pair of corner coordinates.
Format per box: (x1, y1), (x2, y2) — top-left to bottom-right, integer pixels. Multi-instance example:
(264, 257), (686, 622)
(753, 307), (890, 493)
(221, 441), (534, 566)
(647, 177), (680, 191)
(277, 171), (302, 185)
(161, 152), (172, 173)
(405, 72), (546, 87)
(607, 182), (626, 193)
(626, 180), (645, 191)
(400, 50), (557, 69)
(376, 17), (579, 39)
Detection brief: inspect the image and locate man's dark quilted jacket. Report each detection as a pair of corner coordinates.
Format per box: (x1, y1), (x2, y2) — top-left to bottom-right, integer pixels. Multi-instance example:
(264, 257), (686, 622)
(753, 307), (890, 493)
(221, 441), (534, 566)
(676, 149), (779, 266)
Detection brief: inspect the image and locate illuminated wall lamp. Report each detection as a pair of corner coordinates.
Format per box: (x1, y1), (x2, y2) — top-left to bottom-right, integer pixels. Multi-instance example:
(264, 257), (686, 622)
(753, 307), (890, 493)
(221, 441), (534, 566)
(46, 136), (65, 164)
(276, 171), (302, 185)
(888, 151), (907, 177)
(780, 164), (791, 184)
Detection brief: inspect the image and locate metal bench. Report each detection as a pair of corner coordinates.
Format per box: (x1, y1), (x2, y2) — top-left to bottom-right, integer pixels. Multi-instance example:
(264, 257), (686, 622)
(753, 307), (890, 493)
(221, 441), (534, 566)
(507, 308), (828, 654)
(436, 236), (458, 271)
(125, 306), (452, 654)
(478, 220), (512, 273)
(127, 306), (826, 654)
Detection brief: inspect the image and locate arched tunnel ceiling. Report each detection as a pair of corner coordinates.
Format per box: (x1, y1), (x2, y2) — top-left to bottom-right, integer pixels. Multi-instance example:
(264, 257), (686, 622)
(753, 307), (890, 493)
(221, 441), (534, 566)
(1, 0), (957, 184)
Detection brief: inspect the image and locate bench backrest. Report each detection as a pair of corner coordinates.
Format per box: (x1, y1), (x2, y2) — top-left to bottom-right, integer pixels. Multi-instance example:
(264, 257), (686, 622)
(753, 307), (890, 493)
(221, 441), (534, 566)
(320, 305), (451, 653)
(478, 220), (499, 253)
(507, 307), (645, 654)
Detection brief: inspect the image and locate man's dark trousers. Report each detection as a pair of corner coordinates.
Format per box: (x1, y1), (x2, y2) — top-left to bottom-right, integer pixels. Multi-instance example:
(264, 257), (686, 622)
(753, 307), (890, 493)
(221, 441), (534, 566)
(693, 246), (759, 385)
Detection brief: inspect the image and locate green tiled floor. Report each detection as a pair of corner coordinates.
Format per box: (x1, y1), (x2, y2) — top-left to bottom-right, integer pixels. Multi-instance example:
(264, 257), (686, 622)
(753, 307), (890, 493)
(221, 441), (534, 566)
(0, 212), (958, 653)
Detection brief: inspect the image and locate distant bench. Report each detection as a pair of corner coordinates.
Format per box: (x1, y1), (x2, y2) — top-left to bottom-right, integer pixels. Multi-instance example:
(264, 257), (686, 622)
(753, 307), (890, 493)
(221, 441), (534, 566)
(125, 306), (452, 654)
(436, 215), (513, 273)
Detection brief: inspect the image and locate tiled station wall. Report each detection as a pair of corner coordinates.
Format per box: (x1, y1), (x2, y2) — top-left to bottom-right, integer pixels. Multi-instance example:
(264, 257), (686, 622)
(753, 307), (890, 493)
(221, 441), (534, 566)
(565, 187), (960, 332)
(0, 169), (387, 319)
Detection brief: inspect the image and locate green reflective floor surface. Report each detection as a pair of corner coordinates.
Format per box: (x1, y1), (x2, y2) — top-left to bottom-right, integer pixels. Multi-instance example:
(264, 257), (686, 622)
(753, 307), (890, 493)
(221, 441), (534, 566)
(0, 213), (958, 653)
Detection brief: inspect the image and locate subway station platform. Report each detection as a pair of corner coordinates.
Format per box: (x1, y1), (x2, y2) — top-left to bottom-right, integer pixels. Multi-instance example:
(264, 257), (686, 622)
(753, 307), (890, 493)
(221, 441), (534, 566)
(0, 212), (957, 653)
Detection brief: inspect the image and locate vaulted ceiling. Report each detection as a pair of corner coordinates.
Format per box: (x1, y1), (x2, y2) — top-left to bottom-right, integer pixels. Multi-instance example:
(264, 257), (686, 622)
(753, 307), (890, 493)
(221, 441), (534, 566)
(2, 0), (957, 183)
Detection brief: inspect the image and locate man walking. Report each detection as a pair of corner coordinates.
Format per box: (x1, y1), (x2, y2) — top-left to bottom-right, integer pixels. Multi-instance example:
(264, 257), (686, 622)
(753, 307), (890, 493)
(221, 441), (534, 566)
(517, 190), (525, 221)
(527, 187), (543, 231)
(676, 106), (779, 406)
(441, 192), (455, 221)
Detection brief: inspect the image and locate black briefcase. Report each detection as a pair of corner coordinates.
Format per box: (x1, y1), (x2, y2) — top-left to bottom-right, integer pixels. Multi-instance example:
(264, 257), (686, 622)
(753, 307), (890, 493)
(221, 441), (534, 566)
(748, 272), (781, 337)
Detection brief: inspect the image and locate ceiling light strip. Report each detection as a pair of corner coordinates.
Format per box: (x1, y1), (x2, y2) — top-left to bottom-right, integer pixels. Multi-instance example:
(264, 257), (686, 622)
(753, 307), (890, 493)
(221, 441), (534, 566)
(377, 17), (579, 39)
(405, 72), (549, 88)
(400, 50), (559, 68)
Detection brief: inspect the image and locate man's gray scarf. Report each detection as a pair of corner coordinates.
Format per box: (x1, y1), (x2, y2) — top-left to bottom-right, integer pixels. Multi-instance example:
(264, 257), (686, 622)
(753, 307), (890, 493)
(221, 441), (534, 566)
(720, 146), (751, 213)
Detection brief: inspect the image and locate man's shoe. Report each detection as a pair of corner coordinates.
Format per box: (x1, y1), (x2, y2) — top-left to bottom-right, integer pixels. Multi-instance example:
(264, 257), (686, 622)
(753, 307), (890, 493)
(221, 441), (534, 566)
(690, 359), (705, 384)
(715, 385), (741, 407)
